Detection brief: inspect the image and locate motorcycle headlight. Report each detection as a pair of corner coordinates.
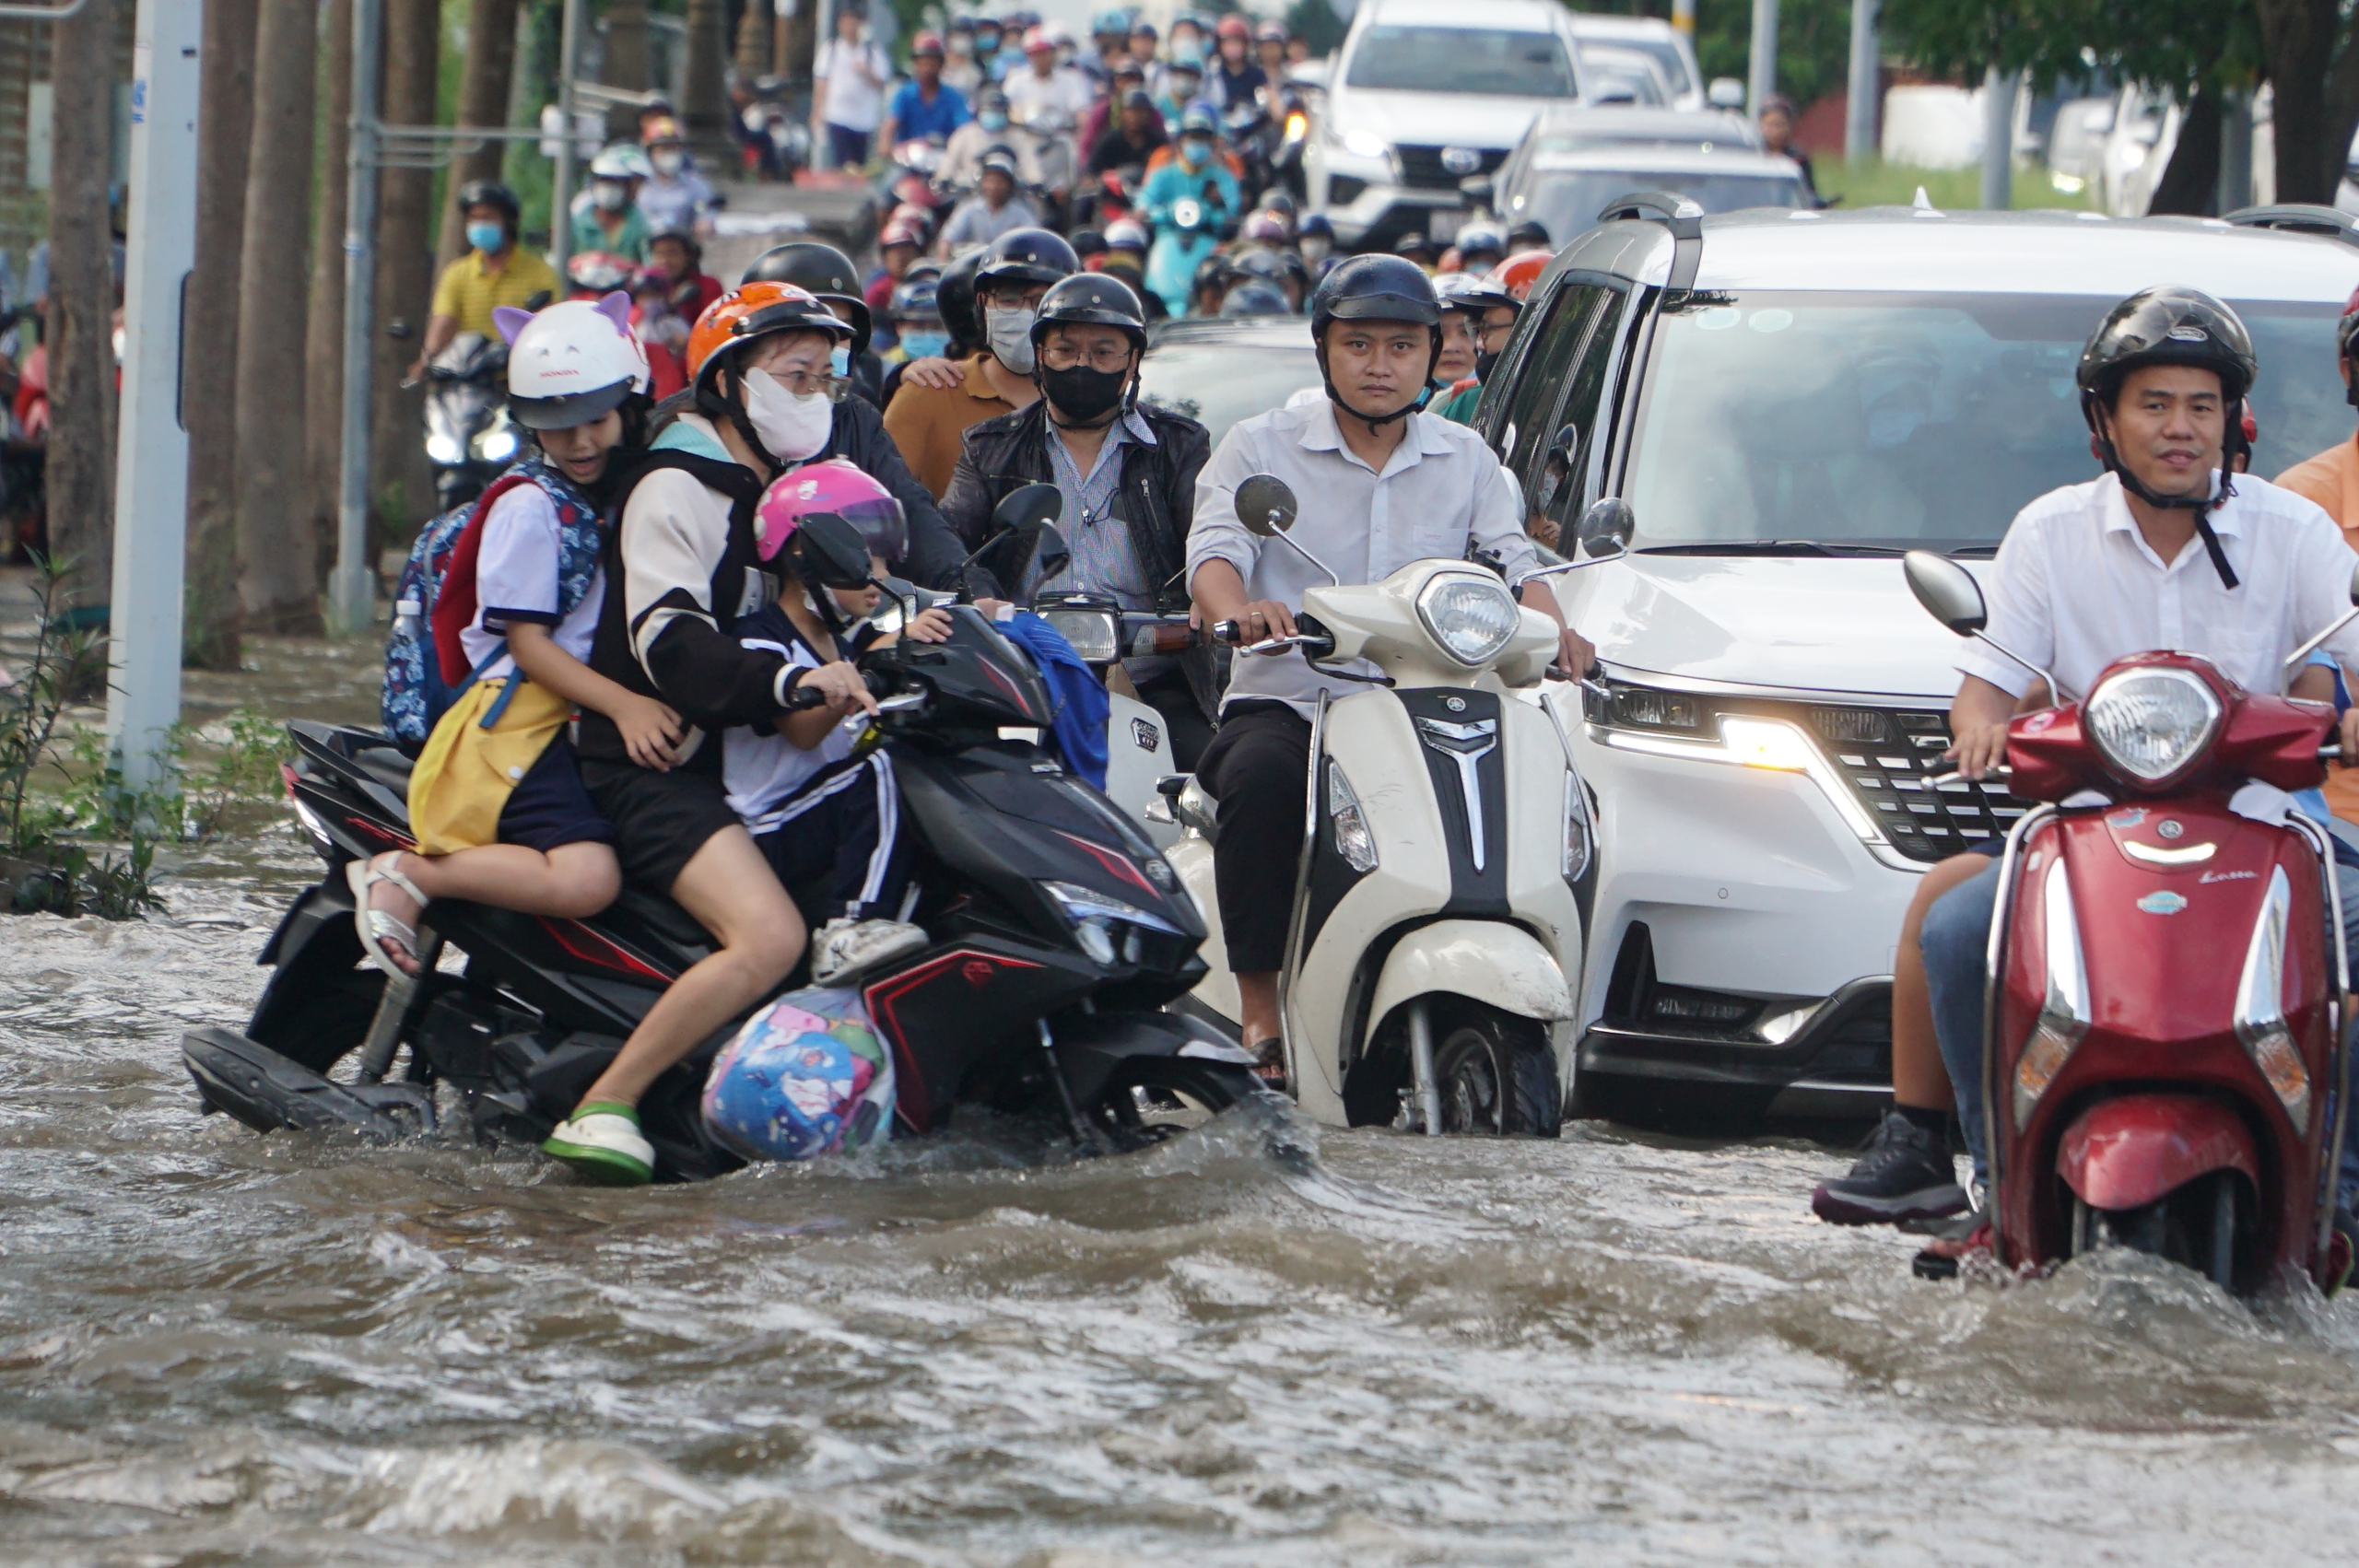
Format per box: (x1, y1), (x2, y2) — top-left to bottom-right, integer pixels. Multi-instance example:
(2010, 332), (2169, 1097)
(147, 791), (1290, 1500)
(1562, 772), (1590, 883)
(1327, 760), (1379, 873)
(2234, 865), (2311, 1124)
(475, 427), (519, 463)
(1415, 574), (1520, 667)
(2083, 665), (2223, 786)
(1043, 879), (1184, 936)
(426, 433), (464, 464)
(1039, 607), (1120, 665)
(2013, 857), (2089, 1130)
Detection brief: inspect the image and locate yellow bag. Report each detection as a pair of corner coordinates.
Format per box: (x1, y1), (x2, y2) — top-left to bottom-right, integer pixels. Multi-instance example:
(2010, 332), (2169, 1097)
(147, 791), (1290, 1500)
(406, 678), (577, 856)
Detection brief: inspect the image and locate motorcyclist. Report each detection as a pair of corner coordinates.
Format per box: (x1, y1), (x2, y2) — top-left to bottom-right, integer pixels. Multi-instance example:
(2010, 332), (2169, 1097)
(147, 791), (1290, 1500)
(637, 116), (716, 236)
(1808, 288), (2359, 1254)
(877, 31), (971, 150)
(940, 86), (1045, 191)
(1451, 220), (1508, 275)
(1254, 20), (1289, 78)
(1431, 271), (1520, 425)
(885, 228), (1075, 497)
(1097, 219), (1164, 322)
(1297, 213), (1337, 278)
(1144, 105), (1238, 316)
(412, 181), (557, 383)
(938, 272), (1216, 766)
(570, 144), (654, 263)
(1185, 255), (1594, 1082)
(743, 240), (889, 408)
(2274, 286), (2359, 547)
(1505, 219), (1552, 257)
(1204, 15), (1268, 116)
(882, 274), (948, 363)
(1089, 88), (1168, 181)
(1219, 279), (1290, 317)
(938, 151), (1044, 255)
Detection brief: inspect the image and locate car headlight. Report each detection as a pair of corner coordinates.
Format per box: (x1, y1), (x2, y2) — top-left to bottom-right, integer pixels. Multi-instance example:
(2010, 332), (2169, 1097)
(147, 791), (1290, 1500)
(426, 433), (464, 464)
(475, 427), (519, 462)
(1562, 772), (1590, 883)
(1339, 125), (1390, 159)
(1414, 574), (1519, 667)
(2083, 665), (2222, 786)
(1327, 760), (1379, 873)
(1040, 607), (1120, 664)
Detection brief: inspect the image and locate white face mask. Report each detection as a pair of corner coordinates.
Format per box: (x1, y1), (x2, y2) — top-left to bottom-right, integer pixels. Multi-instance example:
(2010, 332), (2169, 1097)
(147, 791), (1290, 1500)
(741, 368), (834, 462)
(651, 148), (684, 176)
(986, 305), (1038, 374)
(594, 181), (628, 211)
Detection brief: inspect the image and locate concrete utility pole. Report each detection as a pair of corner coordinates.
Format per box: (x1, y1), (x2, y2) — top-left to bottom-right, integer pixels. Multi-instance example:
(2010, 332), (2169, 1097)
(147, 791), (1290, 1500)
(1746, 0), (1778, 118)
(1980, 65), (2017, 210)
(1845, 0), (1877, 162)
(105, 0), (202, 793)
(1672, 0), (1693, 38)
(550, 0), (582, 277)
(329, 0), (385, 637)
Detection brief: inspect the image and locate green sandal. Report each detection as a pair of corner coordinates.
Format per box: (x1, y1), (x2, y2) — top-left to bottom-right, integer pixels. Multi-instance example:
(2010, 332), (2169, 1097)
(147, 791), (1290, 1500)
(543, 1101), (655, 1186)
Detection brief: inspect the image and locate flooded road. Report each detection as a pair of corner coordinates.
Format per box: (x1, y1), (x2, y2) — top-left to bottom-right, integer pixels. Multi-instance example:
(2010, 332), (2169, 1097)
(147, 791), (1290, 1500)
(6, 609), (2359, 1564)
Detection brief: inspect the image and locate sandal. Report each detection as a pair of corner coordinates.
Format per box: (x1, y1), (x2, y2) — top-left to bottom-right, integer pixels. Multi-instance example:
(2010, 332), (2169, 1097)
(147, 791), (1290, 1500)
(1246, 1035), (1289, 1094)
(347, 851), (430, 978)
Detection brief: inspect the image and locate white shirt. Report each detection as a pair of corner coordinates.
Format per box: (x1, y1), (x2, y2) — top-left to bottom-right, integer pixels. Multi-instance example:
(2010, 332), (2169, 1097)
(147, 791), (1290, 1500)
(817, 39), (890, 132)
(461, 484), (604, 684)
(723, 603), (867, 833)
(1961, 471), (2359, 701)
(1187, 400), (1538, 717)
(1004, 64), (1095, 128)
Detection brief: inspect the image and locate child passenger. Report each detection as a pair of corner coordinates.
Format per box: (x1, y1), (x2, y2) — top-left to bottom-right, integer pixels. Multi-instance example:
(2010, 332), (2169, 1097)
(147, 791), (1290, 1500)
(352, 296), (680, 977)
(726, 460), (950, 984)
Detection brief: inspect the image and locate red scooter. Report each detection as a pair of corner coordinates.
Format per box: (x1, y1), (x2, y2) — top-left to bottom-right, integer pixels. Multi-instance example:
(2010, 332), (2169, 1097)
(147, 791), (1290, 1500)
(1905, 551), (2359, 1293)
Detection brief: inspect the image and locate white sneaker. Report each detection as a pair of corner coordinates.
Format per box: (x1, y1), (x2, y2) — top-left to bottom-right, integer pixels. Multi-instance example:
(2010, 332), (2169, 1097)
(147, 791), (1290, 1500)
(810, 918), (930, 986)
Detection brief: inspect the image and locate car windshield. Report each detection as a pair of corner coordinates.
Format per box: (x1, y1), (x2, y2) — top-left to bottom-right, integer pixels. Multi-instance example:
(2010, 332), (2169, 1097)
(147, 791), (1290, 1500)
(1137, 336), (1321, 447)
(1513, 169), (1804, 240)
(1624, 290), (2344, 554)
(1343, 26), (1578, 97)
(1590, 37), (1695, 96)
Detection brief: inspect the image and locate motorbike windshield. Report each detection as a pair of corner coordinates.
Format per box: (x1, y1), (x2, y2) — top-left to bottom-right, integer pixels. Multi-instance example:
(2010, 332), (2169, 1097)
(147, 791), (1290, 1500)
(1343, 26), (1578, 98)
(1622, 290), (2342, 555)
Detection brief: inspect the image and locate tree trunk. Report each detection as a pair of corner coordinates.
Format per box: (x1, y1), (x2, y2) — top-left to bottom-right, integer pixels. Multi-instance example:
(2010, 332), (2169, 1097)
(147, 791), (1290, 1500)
(44, 0), (116, 616)
(605, 0), (651, 142)
(307, 0), (353, 598)
(433, 0), (522, 274)
(2148, 88), (2223, 216)
(232, 0), (320, 634)
(184, 0), (260, 668)
(682, 0), (732, 168)
(370, 0), (439, 551)
(2255, 0), (2353, 204)
(783, 0), (815, 88)
(734, 0), (770, 84)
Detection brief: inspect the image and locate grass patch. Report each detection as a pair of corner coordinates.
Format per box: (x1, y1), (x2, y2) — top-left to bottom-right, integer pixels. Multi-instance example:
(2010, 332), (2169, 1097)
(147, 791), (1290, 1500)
(1815, 159), (2100, 215)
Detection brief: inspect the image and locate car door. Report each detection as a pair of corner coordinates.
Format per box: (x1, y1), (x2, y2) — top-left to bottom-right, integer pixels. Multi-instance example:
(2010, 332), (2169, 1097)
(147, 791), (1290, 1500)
(1474, 275), (1616, 515)
(1532, 282), (1636, 543)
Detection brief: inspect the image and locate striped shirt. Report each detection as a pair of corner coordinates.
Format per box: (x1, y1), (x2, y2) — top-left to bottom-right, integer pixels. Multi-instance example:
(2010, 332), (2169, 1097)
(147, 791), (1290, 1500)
(1038, 408), (1156, 608)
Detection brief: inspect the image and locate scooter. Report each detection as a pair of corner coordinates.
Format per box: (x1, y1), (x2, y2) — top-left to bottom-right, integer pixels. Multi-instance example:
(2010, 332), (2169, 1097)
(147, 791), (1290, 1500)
(1163, 474), (1597, 1135)
(421, 332), (518, 514)
(1146, 191), (1227, 318)
(182, 513), (1259, 1181)
(1904, 549), (2359, 1293)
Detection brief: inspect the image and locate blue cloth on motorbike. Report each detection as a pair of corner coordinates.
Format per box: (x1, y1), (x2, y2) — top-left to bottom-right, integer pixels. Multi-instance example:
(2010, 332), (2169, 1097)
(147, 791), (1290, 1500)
(997, 611), (1109, 789)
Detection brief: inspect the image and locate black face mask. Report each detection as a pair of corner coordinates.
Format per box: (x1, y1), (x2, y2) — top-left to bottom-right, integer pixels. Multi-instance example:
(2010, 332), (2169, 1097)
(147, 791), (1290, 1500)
(1474, 349), (1501, 382)
(1042, 363), (1129, 425)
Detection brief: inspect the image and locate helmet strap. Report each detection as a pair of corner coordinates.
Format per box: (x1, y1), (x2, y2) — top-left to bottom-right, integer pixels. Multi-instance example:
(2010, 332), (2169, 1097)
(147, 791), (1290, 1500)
(719, 362), (781, 474)
(2345, 351), (2358, 410)
(1314, 325), (1439, 430)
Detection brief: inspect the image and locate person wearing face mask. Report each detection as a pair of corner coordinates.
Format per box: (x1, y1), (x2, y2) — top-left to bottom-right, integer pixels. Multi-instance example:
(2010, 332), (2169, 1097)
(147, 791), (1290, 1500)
(1297, 213), (1337, 279)
(939, 88), (1046, 192)
(413, 181), (558, 383)
(570, 145), (655, 263)
(972, 16), (1007, 81)
(939, 273), (1217, 765)
(1430, 271), (1520, 426)
(883, 275), (949, 365)
(937, 152), (1043, 257)
(743, 240), (893, 410)
(635, 118), (716, 237)
(884, 228), (1076, 497)
(1142, 106), (1238, 316)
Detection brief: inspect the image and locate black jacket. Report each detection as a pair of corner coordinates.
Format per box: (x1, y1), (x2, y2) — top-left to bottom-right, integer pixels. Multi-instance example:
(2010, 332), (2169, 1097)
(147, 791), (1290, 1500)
(937, 397), (1210, 613)
(819, 392), (967, 592)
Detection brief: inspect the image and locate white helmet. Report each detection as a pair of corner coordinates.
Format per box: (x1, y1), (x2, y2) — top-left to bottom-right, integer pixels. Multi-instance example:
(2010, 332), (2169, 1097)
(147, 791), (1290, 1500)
(590, 142), (655, 181)
(494, 292), (651, 430)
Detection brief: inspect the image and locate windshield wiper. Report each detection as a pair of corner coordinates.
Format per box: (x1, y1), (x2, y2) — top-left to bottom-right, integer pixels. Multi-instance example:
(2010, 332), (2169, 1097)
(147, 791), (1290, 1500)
(1636, 540), (1908, 557)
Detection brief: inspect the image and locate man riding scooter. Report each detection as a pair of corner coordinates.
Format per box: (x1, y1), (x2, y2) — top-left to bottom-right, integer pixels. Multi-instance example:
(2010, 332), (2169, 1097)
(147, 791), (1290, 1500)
(1808, 287), (2359, 1261)
(937, 272), (1215, 766)
(1143, 105), (1237, 318)
(1185, 255), (1595, 1082)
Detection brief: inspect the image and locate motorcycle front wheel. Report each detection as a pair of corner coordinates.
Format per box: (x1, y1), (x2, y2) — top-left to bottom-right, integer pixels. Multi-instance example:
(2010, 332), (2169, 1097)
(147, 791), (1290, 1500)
(1432, 1004), (1564, 1139)
(1086, 1055), (1264, 1150)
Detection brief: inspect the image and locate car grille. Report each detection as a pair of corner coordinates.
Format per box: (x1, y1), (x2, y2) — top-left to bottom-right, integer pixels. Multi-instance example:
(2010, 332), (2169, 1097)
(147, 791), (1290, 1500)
(1790, 702), (2028, 864)
(1394, 144), (1508, 191)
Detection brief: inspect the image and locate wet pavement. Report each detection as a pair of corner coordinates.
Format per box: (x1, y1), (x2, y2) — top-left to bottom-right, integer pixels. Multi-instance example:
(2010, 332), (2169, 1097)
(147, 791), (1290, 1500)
(5, 599), (2359, 1565)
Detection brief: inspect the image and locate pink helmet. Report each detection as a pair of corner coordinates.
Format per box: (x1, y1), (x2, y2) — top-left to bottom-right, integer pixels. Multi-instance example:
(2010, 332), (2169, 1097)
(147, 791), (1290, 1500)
(756, 459), (909, 565)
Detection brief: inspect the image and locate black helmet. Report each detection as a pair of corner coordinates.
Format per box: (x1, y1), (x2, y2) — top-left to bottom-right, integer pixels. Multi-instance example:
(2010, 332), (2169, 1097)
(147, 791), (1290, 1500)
(1030, 271), (1147, 347)
(456, 179), (520, 231)
(889, 275), (943, 321)
(976, 228), (1079, 292)
(1309, 254), (1445, 426)
(935, 246), (985, 349)
(2075, 287), (2257, 411)
(1506, 218), (1552, 252)
(1221, 279), (1291, 316)
(742, 241), (873, 358)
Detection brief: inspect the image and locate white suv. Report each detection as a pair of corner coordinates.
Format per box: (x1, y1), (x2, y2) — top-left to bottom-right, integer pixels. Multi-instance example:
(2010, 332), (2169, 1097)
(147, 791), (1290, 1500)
(1470, 203), (2357, 1117)
(1307, 0), (1582, 251)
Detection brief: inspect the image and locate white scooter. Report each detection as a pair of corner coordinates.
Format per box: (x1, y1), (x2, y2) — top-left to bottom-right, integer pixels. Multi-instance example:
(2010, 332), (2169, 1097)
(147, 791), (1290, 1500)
(1158, 474), (1604, 1135)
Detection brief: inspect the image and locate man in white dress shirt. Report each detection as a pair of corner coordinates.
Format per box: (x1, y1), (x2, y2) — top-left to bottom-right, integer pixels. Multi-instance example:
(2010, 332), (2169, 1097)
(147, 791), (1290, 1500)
(1186, 254), (1594, 1079)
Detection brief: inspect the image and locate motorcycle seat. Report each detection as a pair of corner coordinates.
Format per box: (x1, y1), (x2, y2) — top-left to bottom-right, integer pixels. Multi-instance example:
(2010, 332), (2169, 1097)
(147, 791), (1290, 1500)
(352, 745), (417, 797)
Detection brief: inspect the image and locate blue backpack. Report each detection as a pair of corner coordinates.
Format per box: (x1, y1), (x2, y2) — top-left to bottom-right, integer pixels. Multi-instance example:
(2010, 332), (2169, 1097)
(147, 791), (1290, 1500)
(381, 503), (475, 745)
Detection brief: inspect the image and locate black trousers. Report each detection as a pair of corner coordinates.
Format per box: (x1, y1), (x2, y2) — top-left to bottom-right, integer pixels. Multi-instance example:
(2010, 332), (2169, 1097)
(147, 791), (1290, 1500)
(753, 753), (911, 923)
(1194, 700), (1310, 973)
(1134, 663), (1214, 773)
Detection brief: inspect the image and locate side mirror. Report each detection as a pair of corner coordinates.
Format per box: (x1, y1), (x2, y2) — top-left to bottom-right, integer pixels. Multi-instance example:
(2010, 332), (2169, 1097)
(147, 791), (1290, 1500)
(1235, 473), (1298, 536)
(992, 481), (1062, 537)
(794, 512), (877, 591)
(1576, 497), (1634, 559)
(523, 289), (553, 311)
(1903, 549), (1988, 636)
(1032, 521), (1072, 586)
(1708, 77), (1746, 111)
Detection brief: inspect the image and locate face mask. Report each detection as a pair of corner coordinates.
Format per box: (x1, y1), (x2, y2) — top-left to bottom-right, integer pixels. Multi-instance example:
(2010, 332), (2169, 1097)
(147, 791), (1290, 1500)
(741, 368), (834, 462)
(1174, 39), (1203, 65)
(651, 148), (683, 176)
(465, 222), (505, 254)
(1042, 363), (1129, 424)
(594, 182), (628, 211)
(1474, 349), (1500, 382)
(1300, 236), (1330, 266)
(898, 328), (950, 359)
(977, 34), (999, 54)
(986, 305), (1038, 374)
(980, 110), (1008, 132)
(830, 345), (851, 378)
(1179, 138), (1210, 168)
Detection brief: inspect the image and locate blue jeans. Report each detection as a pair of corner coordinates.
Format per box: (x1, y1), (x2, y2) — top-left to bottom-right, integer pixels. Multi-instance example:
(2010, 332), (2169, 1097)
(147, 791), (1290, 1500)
(1922, 848), (2359, 1210)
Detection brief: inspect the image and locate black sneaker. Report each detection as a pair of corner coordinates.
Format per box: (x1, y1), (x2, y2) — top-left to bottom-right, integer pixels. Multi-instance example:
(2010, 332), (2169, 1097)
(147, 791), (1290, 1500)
(1811, 1109), (1969, 1226)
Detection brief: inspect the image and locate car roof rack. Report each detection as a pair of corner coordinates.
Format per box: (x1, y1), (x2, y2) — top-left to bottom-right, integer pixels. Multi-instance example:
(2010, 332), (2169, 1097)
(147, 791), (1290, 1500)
(2221, 204), (2359, 249)
(1596, 190), (1704, 292)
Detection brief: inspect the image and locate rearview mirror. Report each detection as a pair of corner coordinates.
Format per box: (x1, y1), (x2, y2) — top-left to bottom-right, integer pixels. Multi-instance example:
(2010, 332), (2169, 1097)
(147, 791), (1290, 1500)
(1903, 549), (1988, 636)
(1576, 497), (1634, 559)
(1236, 474), (1298, 537)
(1033, 522), (1072, 586)
(793, 512), (876, 591)
(992, 481), (1062, 537)
(1708, 77), (1745, 111)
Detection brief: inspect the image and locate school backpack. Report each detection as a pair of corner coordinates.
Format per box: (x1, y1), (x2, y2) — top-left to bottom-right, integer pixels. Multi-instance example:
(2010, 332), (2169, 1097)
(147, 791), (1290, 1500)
(381, 501), (479, 746)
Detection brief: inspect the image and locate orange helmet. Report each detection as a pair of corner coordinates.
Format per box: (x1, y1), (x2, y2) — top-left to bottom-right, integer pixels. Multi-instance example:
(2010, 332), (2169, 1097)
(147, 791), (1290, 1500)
(1493, 250), (1549, 303)
(686, 282), (851, 395)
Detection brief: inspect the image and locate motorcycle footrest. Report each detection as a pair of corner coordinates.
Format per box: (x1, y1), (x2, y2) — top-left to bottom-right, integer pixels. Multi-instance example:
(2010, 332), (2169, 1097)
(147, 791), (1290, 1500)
(182, 1026), (436, 1142)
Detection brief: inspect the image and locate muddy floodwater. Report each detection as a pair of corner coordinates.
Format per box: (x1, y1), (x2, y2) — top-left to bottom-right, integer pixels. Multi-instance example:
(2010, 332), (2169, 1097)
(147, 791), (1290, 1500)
(6, 605), (2359, 1565)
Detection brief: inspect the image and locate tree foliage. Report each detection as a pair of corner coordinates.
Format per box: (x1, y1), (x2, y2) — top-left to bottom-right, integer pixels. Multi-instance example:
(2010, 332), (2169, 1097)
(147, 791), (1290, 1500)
(1877, 0), (2259, 99)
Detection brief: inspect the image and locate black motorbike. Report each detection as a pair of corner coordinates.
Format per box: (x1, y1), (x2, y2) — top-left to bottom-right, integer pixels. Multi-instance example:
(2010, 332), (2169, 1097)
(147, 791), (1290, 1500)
(422, 332), (517, 514)
(182, 510), (1260, 1181)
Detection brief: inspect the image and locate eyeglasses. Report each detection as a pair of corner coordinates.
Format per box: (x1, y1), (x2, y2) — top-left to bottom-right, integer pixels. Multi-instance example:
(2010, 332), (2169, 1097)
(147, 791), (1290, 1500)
(1039, 343), (1135, 372)
(769, 367), (851, 403)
